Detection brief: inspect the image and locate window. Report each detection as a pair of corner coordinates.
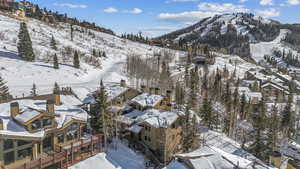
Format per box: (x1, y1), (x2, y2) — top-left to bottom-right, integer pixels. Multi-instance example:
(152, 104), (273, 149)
(17, 147), (32, 160)
(57, 133), (64, 144)
(17, 140), (31, 147)
(42, 117), (52, 127)
(4, 139), (14, 150)
(144, 136), (148, 141)
(31, 119), (41, 130)
(66, 123), (79, 141)
(4, 151), (14, 165)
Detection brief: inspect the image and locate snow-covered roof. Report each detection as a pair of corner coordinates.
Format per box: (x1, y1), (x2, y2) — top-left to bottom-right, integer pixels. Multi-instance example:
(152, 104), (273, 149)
(176, 146), (253, 169)
(136, 109), (179, 128)
(261, 82), (289, 93)
(230, 87), (251, 94)
(83, 84), (129, 104)
(128, 125), (143, 134)
(245, 92), (262, 102)
(69, 153), (118, 169)
(130, 93), (164, 108)
(0, 95), (87, 138)
(14, 107), (42, 124)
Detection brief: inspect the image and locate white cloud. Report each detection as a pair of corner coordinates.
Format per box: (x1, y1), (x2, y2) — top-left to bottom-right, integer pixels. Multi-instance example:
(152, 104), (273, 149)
(124, 8), (143, 14)
(158, 11), (218, 24)
(197, 2), (250, 13)
(256, 8), (280, 18)
(259, 0), (273, 6)
(103, 7), (118, 13)
(286, 0), (300, 5)
(239, 0), (248, 3)
(53, 3), (87, 9)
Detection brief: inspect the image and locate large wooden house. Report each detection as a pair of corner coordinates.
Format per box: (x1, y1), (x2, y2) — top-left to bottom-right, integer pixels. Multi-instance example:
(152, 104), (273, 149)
(0, 93), (103, 169)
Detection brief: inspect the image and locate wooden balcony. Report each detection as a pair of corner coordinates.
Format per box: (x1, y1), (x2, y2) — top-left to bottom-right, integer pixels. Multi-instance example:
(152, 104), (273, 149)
(7, 134), (104, 169)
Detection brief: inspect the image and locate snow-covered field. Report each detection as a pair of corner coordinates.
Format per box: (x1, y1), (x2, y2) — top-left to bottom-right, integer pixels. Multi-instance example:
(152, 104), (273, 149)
(0, 13), (184, 99)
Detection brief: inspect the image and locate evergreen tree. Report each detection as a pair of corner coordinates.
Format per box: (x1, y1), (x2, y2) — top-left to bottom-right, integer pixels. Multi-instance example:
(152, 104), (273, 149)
(70, 25), (74, 41)
(281, 94), (295, 138)
(50, 35), (57, 50)
(18, 22), (35, 61)
(53, 53), (59, 69)
(73, 51), (80, 68)
(199, 96), (217, 129)
(266, 104), (280, 156)
(182, 104), (191, 152)
(0, 75), (10, 101)
(102, 51), (107, 58)
(31, 83), (37, 96)
(248, 99), (268, 160)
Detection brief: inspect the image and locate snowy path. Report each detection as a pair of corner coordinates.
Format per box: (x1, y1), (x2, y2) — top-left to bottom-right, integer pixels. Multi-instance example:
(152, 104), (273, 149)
(250, 29), (289, 63)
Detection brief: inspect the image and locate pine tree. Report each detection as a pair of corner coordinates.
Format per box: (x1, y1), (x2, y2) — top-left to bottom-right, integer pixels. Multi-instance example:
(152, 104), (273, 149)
(70, 25), (74, 41)
(199, 95), (217, 130)
(18, 22), (35, 62)
(248, 98), (268, 160)
(281, 94), (295, 138)
(0, 75), (10, 101)
(53, 53), (59, 69)
(266, 104), (280, 156)
(102, 51), (107, 58)
(50, 35), (57, 50)
(31, 83), (37, 96)
(182, 104), (191, 152)
(73, 51), (80, 68)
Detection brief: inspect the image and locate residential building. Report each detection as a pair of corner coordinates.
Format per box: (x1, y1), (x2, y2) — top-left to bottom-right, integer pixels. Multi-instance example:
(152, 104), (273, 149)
(0, 93), (103, 169)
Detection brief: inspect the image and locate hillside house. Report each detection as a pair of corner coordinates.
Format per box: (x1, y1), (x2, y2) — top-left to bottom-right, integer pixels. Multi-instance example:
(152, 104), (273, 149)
(270, 151), (300, 169)
(0, 93), (103, 169)
(261, 81), (290, 102)
(122, 109), (182, 163)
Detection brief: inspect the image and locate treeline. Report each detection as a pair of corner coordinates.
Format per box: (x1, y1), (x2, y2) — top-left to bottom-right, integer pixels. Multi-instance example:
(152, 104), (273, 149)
(120, 32), (151, 44)
(272, 48), (300, 67)
(22, 2), (114, 35)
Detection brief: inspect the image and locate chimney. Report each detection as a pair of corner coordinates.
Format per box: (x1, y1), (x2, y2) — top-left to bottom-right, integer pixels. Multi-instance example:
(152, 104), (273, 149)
(141, 85), (146, 93)
(155, 88), (160, 95)
(0, 119), (3, 130)
(149, 87), (154, 95)
(10, 102), (19, 117)
(120, 80), (126, 87)
(166, 90), (172, 99)
(46, 100), (55, 113)
(53, 94), (61, 105)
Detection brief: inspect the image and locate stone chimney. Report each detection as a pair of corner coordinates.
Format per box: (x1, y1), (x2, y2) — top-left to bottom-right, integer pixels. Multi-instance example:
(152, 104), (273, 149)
(53, 93), (61, 105)
(120, 80), (126, 87)
(149, 87), (154, 95)
(141, 85), (146, 93)
(166, 90), (173, 100)
(10, 102), (19, 117)
(155, 88), (161, 95)
(46, 100), (55, 113)
(0, 119), (3, 130)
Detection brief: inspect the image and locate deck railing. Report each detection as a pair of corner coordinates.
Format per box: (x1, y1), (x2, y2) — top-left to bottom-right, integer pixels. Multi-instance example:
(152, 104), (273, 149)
(8, 134), (104, 169)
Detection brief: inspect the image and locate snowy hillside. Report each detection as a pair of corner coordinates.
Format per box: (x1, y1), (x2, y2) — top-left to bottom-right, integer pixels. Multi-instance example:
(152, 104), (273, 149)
(159, 13), (279, 43)
(0, 13), (184, 98)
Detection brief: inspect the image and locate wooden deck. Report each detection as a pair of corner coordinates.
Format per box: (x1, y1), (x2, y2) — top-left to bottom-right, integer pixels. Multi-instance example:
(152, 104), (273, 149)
(8, 134), (104, 169)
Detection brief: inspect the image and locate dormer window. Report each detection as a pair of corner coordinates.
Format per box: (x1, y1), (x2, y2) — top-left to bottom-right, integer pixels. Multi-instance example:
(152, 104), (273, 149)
(42, 117), (52, 127)
(31, 119), (41, 130)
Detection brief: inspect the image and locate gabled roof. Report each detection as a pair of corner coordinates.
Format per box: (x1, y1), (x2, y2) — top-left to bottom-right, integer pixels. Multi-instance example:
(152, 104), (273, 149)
(130, 93), (164, 108)
(0, 95), (87, 139)
(136, 109), (179, 128)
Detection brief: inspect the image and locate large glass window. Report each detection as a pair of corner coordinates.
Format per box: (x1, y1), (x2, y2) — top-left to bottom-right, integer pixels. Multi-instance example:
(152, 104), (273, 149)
(66, 123), (79, 141)
(42, 117), (52, 127)
(17, 140), (31, 147)
(4, 151), (14, 165)
(3, 139), (13, 150)
(31, 119), (41, 130)
(17, 147), (32, 160)
(57, 133), (64, 144)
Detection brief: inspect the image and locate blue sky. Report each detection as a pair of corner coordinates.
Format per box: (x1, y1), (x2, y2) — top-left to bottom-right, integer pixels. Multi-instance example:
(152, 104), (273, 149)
(24, 0), (300, 37)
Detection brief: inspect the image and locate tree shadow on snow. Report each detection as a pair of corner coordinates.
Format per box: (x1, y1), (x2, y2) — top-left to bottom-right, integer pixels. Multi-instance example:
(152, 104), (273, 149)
(0, 50), (22, 60)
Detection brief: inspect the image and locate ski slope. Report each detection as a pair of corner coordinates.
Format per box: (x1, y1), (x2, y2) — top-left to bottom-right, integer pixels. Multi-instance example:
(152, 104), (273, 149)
(250, 29), (289, 63)
(0, 13), (184, 99)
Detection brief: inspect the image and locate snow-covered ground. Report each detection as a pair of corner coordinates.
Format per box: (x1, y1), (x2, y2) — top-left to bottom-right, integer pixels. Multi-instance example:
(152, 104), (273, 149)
(250, 29), (289, 63)
(0, 13), (184, 99)
(70, 139), (147, 169)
